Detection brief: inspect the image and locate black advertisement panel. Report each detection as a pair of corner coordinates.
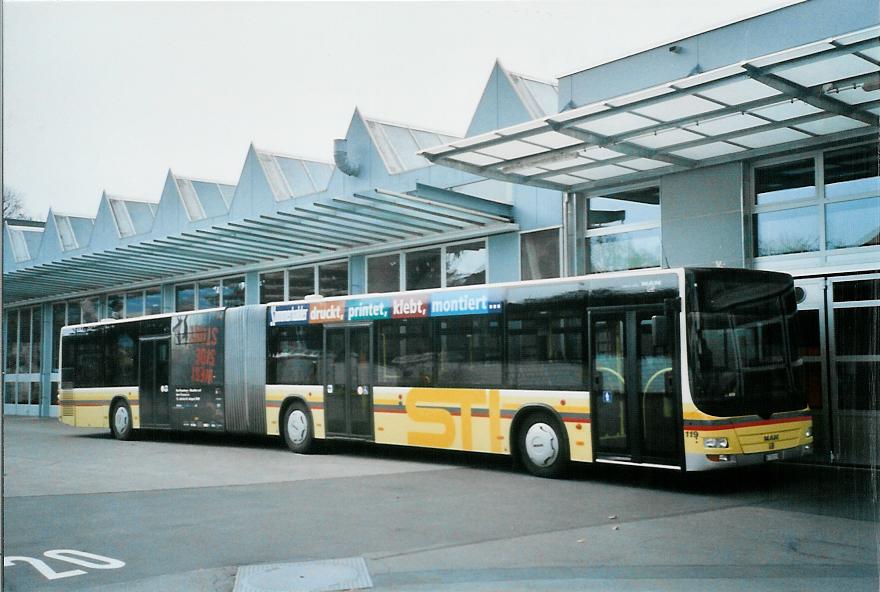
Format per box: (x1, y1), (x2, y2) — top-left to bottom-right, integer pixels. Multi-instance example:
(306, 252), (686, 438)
(170, 311), (225, 430)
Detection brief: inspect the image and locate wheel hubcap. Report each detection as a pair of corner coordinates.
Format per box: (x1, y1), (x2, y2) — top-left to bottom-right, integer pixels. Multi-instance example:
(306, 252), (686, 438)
(114, 407), (129, 434)
(287, 410), (308, 444)
(524, 422), (558, 467)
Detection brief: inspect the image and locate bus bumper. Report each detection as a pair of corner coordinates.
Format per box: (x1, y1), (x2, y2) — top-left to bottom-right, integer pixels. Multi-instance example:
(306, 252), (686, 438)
(686, 443), (813, 471)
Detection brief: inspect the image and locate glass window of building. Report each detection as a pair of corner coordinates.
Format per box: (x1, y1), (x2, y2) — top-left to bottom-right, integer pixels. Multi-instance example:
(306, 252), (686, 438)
(824, 144), (879, 251)
(319, 261), (348, 297)
(260, 271), (285, 304)
(406, 248), (441, 290)
(145, 287), (162, 315)
(175, 284), (195, 312)
(586, 186), (661, 273)
(754, 158), (816, 205)
(81, 296), (102, 323)
(752, 142), (879, 262)
(31, 307), (42, 373)
(18, 308), (31, 373)
(52, 303), (66, 370)
(832, 277), (879, 411)
(107, 294), (125, 319)
(289, 266), (315, 300)
(32, 382), (42, 407)
(753, 157), (820, 257)
(125, 291), (144, 318)
(446, 241), (486, 287)
(754, 206), (820, 256)
(17, 382), (29, 405)
(198, 280), (221, 309)
(4, 383), (15, 405)
(67, 301), (81, 325)
(222, 276), (246, 307)
(6, 310), (19, 374)
(367, 254), (400, 293)
(521, 228), (561, 281)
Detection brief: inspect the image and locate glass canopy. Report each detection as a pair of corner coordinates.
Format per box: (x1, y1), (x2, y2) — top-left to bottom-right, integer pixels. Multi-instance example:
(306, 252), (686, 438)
(421, 26), (880, 193)
(4, 188), (515, 304)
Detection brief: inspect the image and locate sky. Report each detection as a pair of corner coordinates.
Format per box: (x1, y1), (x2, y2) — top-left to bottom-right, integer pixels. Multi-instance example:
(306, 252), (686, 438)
(3, 0), (798, 220)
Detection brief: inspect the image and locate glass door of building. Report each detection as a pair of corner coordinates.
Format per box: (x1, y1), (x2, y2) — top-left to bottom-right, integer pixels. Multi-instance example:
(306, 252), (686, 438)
(827, 274), (879, 466)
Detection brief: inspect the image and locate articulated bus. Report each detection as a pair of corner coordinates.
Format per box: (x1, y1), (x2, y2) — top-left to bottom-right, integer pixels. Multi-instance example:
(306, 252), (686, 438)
(59, 267), (813, 477)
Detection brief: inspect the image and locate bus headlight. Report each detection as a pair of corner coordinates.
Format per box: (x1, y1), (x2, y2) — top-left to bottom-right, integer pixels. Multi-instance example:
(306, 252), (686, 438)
(804, 427), (813, 438)
(704, 437), (729, 449)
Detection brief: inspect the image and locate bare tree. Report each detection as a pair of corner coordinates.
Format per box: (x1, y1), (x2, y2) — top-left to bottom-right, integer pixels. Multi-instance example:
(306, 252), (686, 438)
(3, 186), (32, 220)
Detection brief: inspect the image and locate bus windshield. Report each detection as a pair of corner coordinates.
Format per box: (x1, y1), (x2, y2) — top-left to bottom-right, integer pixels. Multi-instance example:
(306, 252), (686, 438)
(688, 270), (806, 418)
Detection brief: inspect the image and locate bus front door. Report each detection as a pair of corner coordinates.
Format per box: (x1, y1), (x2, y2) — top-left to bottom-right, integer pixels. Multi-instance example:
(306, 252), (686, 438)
(324, 325), (373, 439)
(139, 336), (171, 428)
(589, 306), (680, 467)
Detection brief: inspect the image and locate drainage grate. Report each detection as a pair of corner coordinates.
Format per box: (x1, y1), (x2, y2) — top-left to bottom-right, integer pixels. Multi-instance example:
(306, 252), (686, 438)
(234, 557), (373, 592)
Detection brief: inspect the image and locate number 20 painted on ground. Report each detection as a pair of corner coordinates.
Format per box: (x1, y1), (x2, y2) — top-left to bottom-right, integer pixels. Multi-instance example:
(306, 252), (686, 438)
(4, 549), (124, 580)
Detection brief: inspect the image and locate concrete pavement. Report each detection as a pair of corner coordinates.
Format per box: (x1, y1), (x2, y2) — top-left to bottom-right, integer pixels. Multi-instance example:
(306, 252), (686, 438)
(3, 417), (878, 591)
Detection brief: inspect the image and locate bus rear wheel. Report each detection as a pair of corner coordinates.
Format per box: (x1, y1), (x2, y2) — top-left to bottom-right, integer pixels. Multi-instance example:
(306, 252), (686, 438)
(282, 402), (316, 454)
(518, 411), (569, 478)
(110, 400), (134, 441)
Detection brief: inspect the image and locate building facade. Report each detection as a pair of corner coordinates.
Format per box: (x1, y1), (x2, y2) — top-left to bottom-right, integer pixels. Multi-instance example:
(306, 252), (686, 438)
(4, 0), (878, 465)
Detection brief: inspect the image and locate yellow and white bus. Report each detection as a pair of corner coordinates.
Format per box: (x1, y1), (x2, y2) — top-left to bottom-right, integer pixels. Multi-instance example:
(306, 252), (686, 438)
(59, 267), (813, 476)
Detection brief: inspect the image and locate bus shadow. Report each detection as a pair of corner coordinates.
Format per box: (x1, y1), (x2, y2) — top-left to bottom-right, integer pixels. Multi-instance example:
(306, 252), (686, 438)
(75, 428), (285, 450)
(74, 429), (518, 472)
(567, 461), (878, 521)
(322, 440), (519, 474)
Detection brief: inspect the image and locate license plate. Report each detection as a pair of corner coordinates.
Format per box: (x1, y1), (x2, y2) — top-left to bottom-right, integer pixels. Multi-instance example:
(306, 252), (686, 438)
(765, 452), (780, 461)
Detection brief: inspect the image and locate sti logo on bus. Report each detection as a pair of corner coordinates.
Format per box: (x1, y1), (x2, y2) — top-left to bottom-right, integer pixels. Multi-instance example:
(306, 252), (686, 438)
(270, 304), (309, 326)
(429, 291), (502, 317)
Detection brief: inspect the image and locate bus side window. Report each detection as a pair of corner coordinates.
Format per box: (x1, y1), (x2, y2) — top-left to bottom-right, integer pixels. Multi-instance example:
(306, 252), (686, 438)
(268, 325), (322, 385)
(507, 309), (583, 390)
(436, 317), (501, 388)
(60, 335), (76, 389)
(73, 328), (104, 388)
(375, 319), (434, 388)
(105, 324), (138, 388)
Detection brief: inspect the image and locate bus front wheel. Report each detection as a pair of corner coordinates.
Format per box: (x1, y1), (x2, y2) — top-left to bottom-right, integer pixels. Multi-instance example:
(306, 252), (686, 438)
(282, 402), (316, 454)
(110, 400), (134, 441)
(518, 411), (569, 478)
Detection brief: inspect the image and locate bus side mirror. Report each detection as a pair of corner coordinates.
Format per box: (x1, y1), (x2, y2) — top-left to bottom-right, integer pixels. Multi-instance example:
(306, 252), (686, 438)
(651, 315), (669, 348)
